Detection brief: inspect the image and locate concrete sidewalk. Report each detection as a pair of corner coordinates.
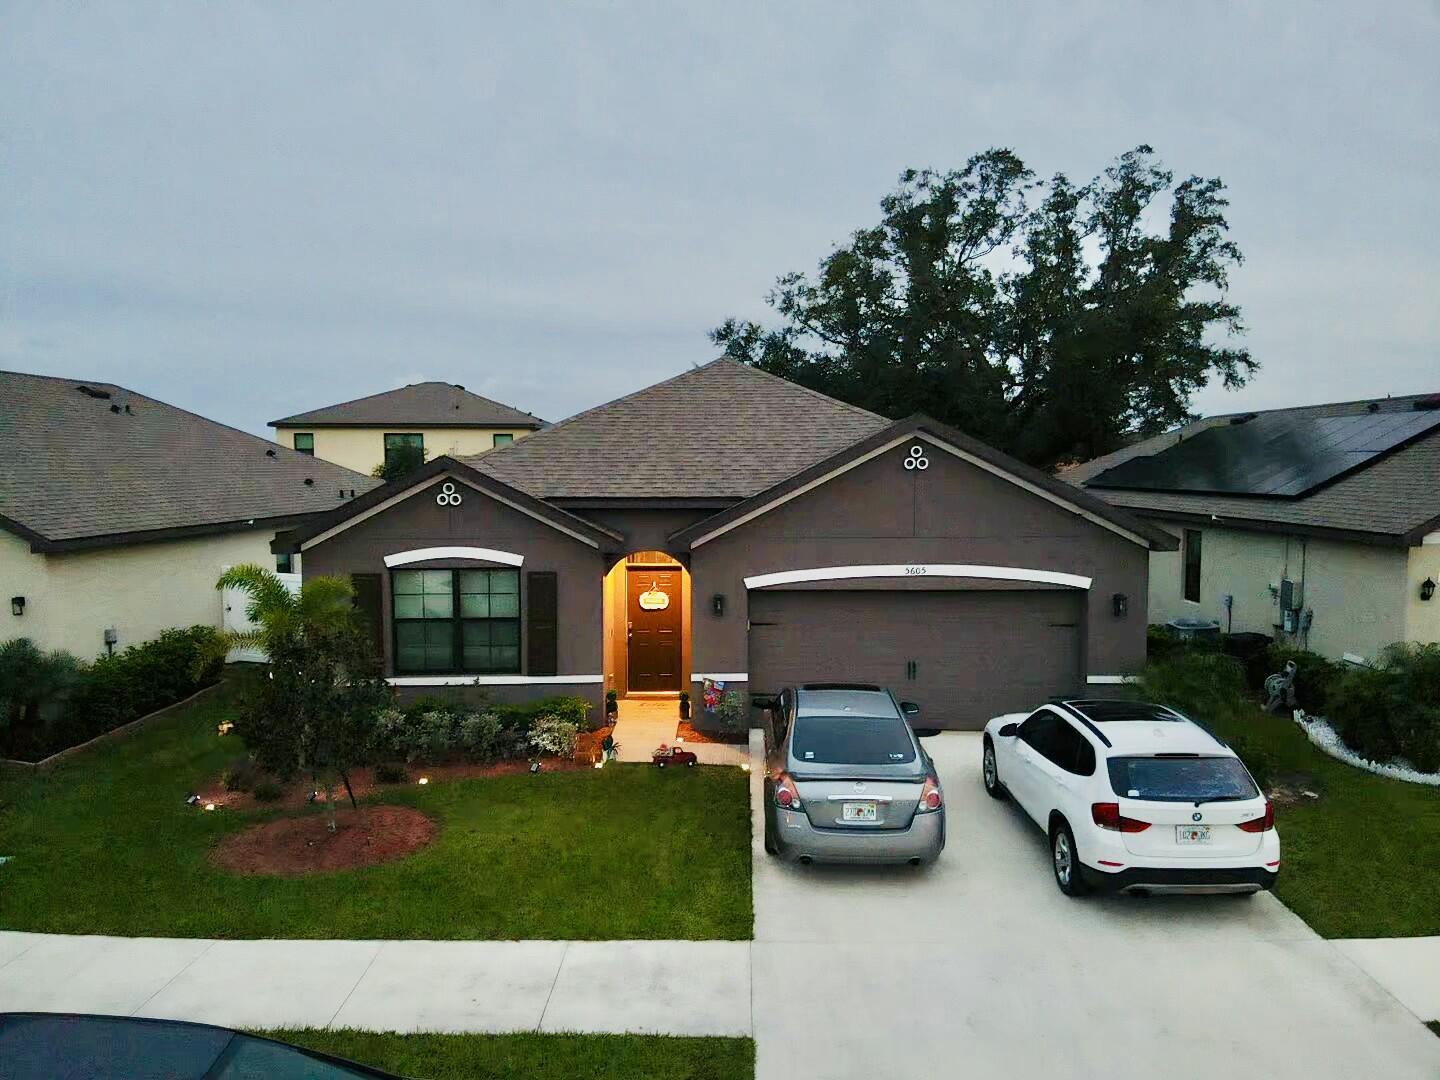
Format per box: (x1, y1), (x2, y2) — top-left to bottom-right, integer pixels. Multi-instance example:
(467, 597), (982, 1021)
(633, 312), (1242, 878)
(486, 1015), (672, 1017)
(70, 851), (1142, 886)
(1334, 935), (1440, 1023)
(0, 932), (750, 1036)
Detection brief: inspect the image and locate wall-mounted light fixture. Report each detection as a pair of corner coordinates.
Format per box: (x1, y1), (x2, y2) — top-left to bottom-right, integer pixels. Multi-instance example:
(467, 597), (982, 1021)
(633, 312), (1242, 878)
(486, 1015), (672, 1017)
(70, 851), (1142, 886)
(712, 593), (725, 616)
(9, 596), (23, 617)
(1422, 577), (1436, 602)
(1111, 593), (1128, 618)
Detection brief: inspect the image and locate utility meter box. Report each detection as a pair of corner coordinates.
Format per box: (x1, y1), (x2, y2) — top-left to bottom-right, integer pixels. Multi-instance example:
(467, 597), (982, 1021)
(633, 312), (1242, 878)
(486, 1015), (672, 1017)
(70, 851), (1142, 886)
(1278, 578), (1302, 612)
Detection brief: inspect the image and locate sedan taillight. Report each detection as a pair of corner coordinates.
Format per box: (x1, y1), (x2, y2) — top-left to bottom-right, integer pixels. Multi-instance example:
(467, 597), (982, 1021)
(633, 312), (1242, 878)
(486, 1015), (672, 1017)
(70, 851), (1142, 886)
(1237, 801), (1275, 833)
(774, 773), (803, 811)
(915, 774), (943, 814)
(1091, 802), (1151, 833)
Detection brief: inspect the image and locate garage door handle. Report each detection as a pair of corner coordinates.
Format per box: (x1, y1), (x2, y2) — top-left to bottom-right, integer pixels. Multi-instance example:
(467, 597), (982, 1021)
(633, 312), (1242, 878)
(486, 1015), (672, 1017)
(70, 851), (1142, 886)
(905, 660), (917, 680)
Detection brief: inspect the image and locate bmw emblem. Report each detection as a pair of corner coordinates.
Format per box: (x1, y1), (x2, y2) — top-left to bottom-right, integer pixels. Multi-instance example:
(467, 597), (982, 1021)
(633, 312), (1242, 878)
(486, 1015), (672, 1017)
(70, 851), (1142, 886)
(853, 782), (867, 793)
(1192, 812), (1203, 822)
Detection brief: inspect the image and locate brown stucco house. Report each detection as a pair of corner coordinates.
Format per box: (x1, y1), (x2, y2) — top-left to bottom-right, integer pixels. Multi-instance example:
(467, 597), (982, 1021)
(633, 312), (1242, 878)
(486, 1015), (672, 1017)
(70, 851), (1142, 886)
(274, 360), (1176, 729)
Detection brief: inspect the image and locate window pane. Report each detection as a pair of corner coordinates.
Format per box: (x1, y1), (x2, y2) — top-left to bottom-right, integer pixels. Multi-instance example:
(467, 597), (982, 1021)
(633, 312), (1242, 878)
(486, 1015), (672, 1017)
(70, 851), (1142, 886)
(394, 594), (424, 619)
(396, 621), (453, 673)
(492, 432), (514, 447)
(491, 570), (519, 594)
(460, 593), (491, 618)
(491, 620), (519, 646)
(394, 571), (425, 595)
(489, 593), (519, 618)
(293, 433), (314, 455)
(422, 592), (453, 618)
(494, 645), (519, 669)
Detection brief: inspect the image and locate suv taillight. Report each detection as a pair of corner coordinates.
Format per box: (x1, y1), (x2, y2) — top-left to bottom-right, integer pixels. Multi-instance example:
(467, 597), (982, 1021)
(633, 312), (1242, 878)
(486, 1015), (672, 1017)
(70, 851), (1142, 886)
(1091, 802), (1151, 833)
(774, 773), (803, 811)
(915, 774), (943, 814)
(1237, 801), (1275, 833)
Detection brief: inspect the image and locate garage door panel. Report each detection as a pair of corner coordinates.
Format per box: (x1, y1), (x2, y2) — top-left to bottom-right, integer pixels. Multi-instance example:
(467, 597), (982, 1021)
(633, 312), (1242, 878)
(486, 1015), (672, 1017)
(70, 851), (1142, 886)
(748, 590), (1083, 730)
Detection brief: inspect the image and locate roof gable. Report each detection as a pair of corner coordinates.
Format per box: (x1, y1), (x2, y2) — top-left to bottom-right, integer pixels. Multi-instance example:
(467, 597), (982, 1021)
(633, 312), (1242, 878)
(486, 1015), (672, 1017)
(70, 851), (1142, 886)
(670, 415), (1176, 551)
(466, 358), (889, 501)
(0, 370), (378, 550)
(271, 381), (544, 429)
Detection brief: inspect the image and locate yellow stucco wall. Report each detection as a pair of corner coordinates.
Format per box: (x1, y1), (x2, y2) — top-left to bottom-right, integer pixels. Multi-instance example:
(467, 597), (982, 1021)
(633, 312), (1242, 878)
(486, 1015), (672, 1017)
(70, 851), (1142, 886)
(1144, 520), (1417, 660)
(1, 528), (287, 660)
(1405, 540), (1440, 645)
(273, 426), (533, 475)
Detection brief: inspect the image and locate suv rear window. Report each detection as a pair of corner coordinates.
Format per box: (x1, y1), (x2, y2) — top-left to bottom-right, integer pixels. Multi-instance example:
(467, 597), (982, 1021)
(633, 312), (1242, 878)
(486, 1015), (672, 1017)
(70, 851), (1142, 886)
(791, 715), (917, 765)
(1107, 756), (1259, 802)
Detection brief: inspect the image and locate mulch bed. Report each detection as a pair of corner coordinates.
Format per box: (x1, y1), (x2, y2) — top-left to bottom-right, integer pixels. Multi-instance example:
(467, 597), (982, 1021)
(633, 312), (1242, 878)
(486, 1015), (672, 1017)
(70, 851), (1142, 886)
(210, 805), (438, 876)
(677, 720), (748, 746)
(198, 754), (595, 813)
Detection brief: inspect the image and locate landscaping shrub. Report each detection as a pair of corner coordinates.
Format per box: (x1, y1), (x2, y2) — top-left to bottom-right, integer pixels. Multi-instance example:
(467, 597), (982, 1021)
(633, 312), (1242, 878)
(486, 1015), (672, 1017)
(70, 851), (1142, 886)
(251, 778), (284, 803)
(1134, 650), (1249, 725)
(1326, 646), (1440, 772)
(1262, 645), (1343, 714)
(528, 714), (579, 758)
(374, 761), (408, 784)
(0, 638), (82, 760)
(1, 626), (224, 762)
(1145, 623), (1185, 661)
(221, 755), (264, 793)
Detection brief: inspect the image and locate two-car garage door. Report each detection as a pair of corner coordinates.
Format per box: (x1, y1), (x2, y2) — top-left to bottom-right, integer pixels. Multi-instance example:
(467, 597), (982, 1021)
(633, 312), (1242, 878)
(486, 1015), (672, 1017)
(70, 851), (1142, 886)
(747, 589), (1084, 730)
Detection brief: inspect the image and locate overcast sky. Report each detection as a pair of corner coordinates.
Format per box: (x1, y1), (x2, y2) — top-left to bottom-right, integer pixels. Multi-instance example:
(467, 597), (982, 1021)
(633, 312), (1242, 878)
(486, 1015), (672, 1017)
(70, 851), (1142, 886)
(3, 3), (1436, 438)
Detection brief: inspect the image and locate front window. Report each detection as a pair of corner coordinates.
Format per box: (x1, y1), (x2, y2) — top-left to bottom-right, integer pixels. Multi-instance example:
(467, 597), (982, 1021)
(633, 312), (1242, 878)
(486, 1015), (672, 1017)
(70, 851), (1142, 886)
(1107, 755), (1258, 802)
(492, 432), (514, 448)
(1182, 529), (1202, 603)
(790, 714), (916, 765)
(293, 432), (314, 456)
(392, 568), (520, 674)
(384, 432), (424, 470)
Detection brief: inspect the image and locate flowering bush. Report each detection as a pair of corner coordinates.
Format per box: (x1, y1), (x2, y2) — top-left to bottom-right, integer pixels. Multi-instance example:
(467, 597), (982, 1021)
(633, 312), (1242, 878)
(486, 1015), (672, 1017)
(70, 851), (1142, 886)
(528, 714), (579, 758)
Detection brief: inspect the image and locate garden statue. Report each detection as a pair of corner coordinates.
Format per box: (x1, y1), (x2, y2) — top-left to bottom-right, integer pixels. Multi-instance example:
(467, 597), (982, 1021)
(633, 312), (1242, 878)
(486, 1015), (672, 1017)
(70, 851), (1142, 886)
(1264, 660), (1298, 714)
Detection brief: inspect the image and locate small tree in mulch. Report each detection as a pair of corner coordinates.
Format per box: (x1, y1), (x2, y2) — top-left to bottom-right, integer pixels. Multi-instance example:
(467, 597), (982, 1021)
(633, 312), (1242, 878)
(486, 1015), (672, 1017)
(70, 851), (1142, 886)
(238, 625), (390, 831)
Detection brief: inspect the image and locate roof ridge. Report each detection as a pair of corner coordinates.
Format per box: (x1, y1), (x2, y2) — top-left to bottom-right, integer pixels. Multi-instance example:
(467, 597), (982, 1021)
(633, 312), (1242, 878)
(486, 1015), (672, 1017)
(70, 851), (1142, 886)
(0, 368), (119, 389)
(718, 357), (888, 423)
(269, 380), (540, 427)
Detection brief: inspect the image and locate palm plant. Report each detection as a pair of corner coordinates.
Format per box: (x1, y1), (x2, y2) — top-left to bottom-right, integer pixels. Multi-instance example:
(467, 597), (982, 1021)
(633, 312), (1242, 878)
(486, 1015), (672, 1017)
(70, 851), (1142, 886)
(208, 564), (357, 663)
(0, 638), (81, 756)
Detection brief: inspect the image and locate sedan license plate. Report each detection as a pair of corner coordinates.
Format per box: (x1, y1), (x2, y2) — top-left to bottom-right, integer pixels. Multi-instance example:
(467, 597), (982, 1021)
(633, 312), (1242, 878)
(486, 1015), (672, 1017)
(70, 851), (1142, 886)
(1176, 824), (1212, 845)
(841, 801), (878, 822)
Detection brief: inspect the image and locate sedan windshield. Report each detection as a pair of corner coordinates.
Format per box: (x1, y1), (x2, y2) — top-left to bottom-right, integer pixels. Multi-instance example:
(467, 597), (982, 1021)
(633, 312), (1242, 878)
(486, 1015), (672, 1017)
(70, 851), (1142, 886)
(1107, 755), (1258, 802)
(791, 714), (916, 766)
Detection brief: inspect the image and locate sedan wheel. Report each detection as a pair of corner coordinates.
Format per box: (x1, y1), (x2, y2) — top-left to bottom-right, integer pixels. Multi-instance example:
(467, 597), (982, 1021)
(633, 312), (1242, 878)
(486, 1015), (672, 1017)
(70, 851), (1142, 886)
(982, 740), (1005, 800)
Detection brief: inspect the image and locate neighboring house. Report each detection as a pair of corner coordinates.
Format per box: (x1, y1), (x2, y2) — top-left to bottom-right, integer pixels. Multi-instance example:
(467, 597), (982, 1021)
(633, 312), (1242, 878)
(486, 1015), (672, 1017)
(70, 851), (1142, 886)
(1, 370), (377, 659)
(275, 359), (1175, 729)
(270, 382), (545, 475)
(1065, 393), (1440, 662)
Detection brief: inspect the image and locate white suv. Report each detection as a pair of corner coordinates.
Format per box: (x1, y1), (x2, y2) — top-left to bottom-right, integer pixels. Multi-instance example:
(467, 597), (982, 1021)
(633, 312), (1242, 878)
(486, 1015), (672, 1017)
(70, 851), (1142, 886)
(982, 699), (1279, 896)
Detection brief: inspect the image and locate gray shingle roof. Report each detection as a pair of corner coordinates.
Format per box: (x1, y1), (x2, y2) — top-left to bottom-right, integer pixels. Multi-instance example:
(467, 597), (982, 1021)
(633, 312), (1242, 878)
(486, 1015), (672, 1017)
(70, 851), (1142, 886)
(271, 381), (544, 429)
(1064, 392), (1440, 542)
(1, 371), (379, 549)
(465, 358), (890, 500)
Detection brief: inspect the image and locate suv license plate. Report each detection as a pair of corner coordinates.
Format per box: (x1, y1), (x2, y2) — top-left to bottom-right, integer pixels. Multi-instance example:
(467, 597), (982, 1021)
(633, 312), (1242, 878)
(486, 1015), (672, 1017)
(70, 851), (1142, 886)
(1176, 825), (1212, 844)
(842, 802), (878, 822)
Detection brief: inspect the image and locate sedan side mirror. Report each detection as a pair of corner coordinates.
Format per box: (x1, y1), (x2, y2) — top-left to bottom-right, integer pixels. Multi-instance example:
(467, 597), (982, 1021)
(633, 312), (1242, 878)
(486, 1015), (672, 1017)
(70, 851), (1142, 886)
(998, 722), (1020, 738)
(900, 701), (920, 716)
(912, 727), (942, 739)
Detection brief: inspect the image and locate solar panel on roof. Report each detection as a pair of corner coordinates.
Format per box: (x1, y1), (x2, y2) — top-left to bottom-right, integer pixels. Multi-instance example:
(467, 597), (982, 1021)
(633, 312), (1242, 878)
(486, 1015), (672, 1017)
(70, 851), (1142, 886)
(1088, 409), (1440, 498)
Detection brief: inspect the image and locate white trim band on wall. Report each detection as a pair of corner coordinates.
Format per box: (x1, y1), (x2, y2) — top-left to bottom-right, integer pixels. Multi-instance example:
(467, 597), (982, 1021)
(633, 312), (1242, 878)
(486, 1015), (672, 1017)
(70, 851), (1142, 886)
(743, 564), (1093, 591)
(384, 546), (525, 568)
(1086, 674), (1139, 685)
(387, 675), (603, 687)
(691, 673), (748, 682)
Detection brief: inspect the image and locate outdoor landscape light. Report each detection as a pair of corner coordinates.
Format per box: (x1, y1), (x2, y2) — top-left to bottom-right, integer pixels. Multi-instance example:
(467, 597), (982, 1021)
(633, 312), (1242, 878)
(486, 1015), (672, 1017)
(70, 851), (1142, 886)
(1422, 577), (1436, 602)
(417, 777), (429, 785)
(204, 803), (216, 812)
(9, 596), (23, 616)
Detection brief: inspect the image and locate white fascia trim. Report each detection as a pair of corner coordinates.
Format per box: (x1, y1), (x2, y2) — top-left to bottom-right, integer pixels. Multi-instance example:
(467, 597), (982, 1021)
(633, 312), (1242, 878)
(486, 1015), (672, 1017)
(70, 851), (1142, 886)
(387, 675), (604, 686)
(384, 546), (524, 568)
(691, 672), (749, 682)
(1086, 674), (1139, 685)
(744, 564), (1093, 591)
(917, 435), (1152, 549)
(690, 434), (916, 547)
(301, 474), (600, 552)
(1423, 531), (1440, 546)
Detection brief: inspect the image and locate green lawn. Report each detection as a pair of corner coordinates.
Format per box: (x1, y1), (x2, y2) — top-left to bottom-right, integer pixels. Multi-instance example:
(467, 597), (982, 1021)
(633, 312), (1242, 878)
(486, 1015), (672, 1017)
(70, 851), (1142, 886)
(0, 680), (752, 940)
(1207, 706), (1440, 939)
(260, 1030), (753, 1080)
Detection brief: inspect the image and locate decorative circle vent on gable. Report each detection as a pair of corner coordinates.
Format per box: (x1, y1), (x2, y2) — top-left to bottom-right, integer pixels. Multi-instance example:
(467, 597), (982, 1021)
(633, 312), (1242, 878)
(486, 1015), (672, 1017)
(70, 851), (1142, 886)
(903, 445), (929, 471)
(436, 481), (462, 507)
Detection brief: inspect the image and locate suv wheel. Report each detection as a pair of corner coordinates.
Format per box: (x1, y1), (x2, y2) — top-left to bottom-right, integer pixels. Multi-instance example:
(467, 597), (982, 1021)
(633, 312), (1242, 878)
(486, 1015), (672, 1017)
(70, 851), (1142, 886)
(1050, 820), (1089, 897)
(982, 738), (1005, 799)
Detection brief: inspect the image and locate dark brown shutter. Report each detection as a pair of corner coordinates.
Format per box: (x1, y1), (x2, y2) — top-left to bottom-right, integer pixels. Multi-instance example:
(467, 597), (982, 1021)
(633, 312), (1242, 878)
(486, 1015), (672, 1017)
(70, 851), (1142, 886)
(350, 573), (385, 663)
(526, 571), (558, 676)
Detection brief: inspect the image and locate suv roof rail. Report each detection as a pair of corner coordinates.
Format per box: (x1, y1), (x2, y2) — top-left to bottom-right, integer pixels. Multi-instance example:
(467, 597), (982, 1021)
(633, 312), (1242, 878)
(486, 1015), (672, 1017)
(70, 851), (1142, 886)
(799, 682), (883, 692)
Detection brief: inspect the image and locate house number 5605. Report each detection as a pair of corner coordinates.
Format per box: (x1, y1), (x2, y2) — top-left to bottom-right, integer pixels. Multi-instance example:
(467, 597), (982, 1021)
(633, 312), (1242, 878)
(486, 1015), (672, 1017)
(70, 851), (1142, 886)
(905, 565), (927, 576)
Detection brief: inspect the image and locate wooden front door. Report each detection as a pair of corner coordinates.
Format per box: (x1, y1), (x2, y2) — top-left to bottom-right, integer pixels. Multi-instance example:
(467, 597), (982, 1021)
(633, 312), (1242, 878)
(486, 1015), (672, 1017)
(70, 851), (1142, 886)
(627, 565), (682, 691)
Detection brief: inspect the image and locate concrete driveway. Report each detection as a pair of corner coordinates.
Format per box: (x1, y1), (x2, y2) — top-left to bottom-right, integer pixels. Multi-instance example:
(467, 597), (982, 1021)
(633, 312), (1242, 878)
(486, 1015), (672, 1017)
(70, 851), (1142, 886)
(750, 731), (1440, 1080)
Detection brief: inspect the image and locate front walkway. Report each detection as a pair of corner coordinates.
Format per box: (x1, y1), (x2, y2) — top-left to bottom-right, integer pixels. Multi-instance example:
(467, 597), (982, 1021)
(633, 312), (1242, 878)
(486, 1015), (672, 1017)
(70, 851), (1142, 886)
(0, 932), (749, 1036)
(610, 697), (748, 766)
